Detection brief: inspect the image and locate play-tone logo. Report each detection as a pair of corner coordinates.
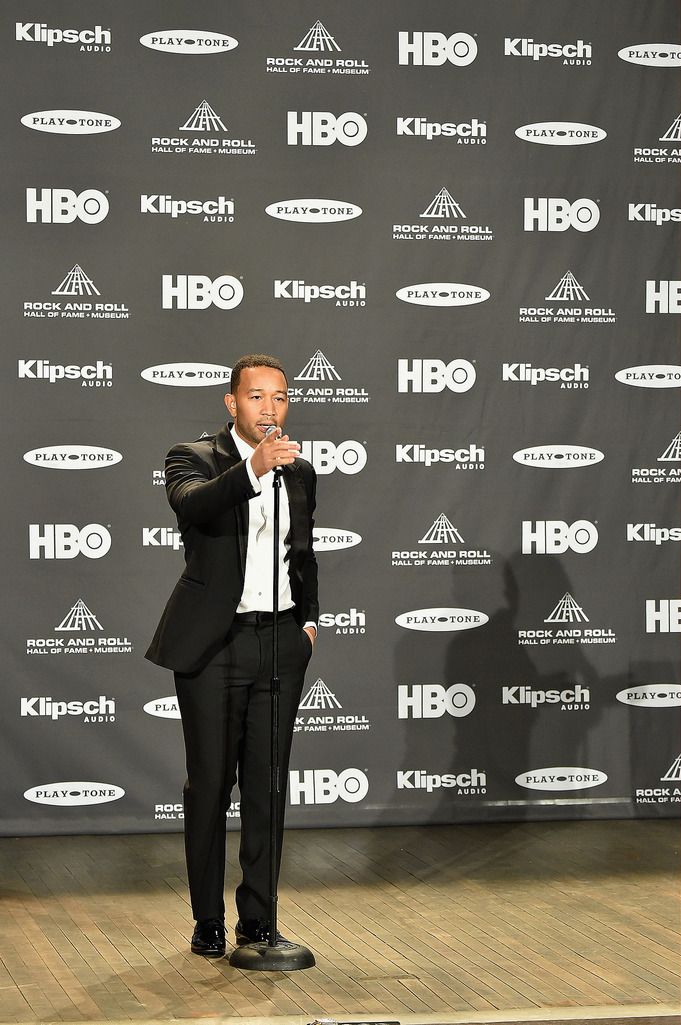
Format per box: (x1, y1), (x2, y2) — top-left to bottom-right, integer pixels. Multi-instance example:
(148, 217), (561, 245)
(519, 270), (615, 326)
(392, 513), (492, 569)
(300, 440), (367, 475)
(151, 100), (256, 156)
(618, 44), (681, 67)
(29, 524), (111, 560)
(141, 363), (231, 387)
(524, 197), (599, 232)
(396, 283), (489, 306)
(26, 188), (109, 224)
(516, 122), (606, 145)
(18, 360), (113, 387)
(289, 768), (369, 805)
(287, 111), (367, 146)
(503, 363), (590, 389)
(517, 592), (616, 647)
(521, 520), (598, 554)
(266, 199), (361, 223)
(24, 782), (125, 806)
(289, 350), (369, 405)
(398, 359), (476, 393)
(393, 186), (494, 242)
(21, 110), (120, 134)
(398, 684), (476, 719)
(312, 528), (362, 551)
(504, 37), (591, 64)
(398, 32), (477, 66)
(26, 598), (132, 657)
(646, 280), (681, 313)
(513, 445), (604, 468)
(396, 116), (486, 144)
(139, 30), (238, 54)
(615, 365), (681, 388)
(16, 23), (111, 50)
(617, 685), (681, 708)
(161, 275), (243, 309)
(143, 696), (181, 719)
(141, 194), (234, 222)
(23, 445), (122, 469)
(395, 608), (488, 632)
(266, 20), (370, 75)
(515, 767), (607, 791)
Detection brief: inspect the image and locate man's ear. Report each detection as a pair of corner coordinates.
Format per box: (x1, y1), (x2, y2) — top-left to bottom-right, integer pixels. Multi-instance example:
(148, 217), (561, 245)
(224, 392), (237, 417)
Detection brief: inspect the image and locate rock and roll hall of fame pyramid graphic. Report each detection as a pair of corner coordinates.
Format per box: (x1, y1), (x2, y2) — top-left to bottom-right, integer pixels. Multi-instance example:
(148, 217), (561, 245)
(419, 514), (465, 545)
(295, 349), (341, 382)
(294, 20), (341, 52)
(661, 755), (681, 782)
(52, 265), (100, 297)
(545, 271), (590, 303)
(660, 114), (681, 142)
(55, 599), (103, 632)
(544, 593), (589, 624)
(299, 678), (342, 710)
(420, 187), (465, 219)
(179, 100), (227, 133)
(658, 431), (681, 462)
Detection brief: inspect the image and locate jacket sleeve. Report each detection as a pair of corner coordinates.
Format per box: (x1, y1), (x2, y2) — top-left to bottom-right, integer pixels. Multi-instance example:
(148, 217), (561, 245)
(165, 443), (257, 525)
(301, 465), (319, 624)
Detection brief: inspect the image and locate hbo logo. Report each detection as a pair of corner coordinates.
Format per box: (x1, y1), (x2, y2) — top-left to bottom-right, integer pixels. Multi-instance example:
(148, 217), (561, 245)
(29, 523), (112, 559)
(299, 440), (367, 475)
(522, 520), (598, 554)
(287, 111), (367, 147)
(398, 358), (476, 393)
(161, 275), (243, 310)
(524, 197), (600, 232)
(398, 31), (477, 66)
(26, 188), (109, 224)
(398, 684), (476, 719)
(289, 768), (369, 805)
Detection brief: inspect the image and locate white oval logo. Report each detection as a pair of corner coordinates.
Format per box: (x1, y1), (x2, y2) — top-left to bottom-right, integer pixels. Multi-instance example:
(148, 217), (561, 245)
(616, 685), (681, 708)
(513, 445), (604, 467)
(139, 30), (238, 54)
(396, 283), (490, 307)
(24, 782), (125, 806)
(265, 199), (362, 223)
(515, 122), (606, 145)
(140, 362), (232, 387)
(313, 528), (362, 552)
(395, 607), (489, 632)
(143, 696), (181, 719)
(615, 365), (681, 388)
(618, 44), (681, 67)
(23, 445), (123, 469)
(515, 767), (607, 791)
(21, 110), (121, 135)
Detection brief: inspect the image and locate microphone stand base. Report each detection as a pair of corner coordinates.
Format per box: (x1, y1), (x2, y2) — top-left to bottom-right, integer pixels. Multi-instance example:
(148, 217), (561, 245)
(229, 940), (316, 972)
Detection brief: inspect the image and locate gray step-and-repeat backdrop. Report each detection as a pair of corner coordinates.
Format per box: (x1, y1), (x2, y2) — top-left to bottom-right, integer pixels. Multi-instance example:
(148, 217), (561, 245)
(2, 1), (680, 835)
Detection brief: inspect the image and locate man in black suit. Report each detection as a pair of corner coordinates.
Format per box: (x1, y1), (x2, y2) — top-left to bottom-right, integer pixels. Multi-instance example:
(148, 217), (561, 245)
(146, 354), (318, 957)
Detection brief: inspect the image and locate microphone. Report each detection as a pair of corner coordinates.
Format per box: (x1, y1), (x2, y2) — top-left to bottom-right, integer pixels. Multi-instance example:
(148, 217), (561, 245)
(263, 425), (280, 438)
(263, 423), (284, 474)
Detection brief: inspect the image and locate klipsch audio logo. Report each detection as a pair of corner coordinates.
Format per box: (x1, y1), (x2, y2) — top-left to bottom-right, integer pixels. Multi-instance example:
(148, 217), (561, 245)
(274, 279), (366, 306)
(396, 283), (489, 306)
(289, 350), (369, 405)
(521, 520), (598, 554)
(29, 525), (111, 560)
(519, 270), (616, 325)
(393, 186), (494, 242)
(141, 195), (235, 223)
(513, 445), (604, 468)
(629, 203), (681, 225)
(151, 100), (255, 155)
(502, 362), (590, 389)
(139, 30), (238, 54)
(646, 600), (681, 633)
(645, 280), (681, 313)
(16, 23), (111, 51)
(300, 441), (367, 475)
(396, 116), (486, 144)
(398, 32), (477, 66)
(524, 198), (600, 232)
(502, 685), (590, 711)
(20, 695), (116, 723)
(635, 755), (681, 806)
(27, 598), (132, 659)
(26, 188), (109, 224)
(616, 365), (681, 388)
(395, 608), (488, 632)
(295, 678), (372, 733)
(395, 443), (484, 470)
(397, 768), (486, 795)
(23, 445), (122, 469)
(618, 44), (681, 67)
(398, 359), (476, 393)
(289, 768), (369, 805)
(266, 20), (370, 75)
(143, 696), (180, 719)
(24, 783), (124, 806)
(627, 523), (681, 545)
(504, 37), (591, 64)
(287, 111), (367, 146)
(313, 529), (362, 552)
(617, 685), (681, 708)
(392, 513), (491, 568)
(318, 609), (366, 634)
(516, 122), (605, 145)
(265, 199), (362, 223)
(161, 275), (243, 309)
(398, 684), (476, 719)
(23, 264), (130, 320)
(633, 114), (681, 165)
(515, 767), (606, 791)
(142, 527), (183, 550)
(518, 592), (616, 647)
(18, 359), (113, 388)
(141, 363), (231, 387)
(21, 110), (120, 134)
(631, 430), (681, 484)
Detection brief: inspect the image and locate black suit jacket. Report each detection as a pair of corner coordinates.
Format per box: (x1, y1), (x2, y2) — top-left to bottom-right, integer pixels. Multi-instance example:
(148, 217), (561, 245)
(145, 424), (318, 673)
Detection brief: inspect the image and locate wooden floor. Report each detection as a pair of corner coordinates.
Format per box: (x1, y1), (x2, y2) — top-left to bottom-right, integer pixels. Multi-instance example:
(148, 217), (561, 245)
(0, 820), (678, 1024)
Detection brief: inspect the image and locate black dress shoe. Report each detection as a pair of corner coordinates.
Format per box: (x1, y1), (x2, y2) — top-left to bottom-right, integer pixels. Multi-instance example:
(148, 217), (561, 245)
(191, 918), (226, 957)
(234, 918), (289, 946)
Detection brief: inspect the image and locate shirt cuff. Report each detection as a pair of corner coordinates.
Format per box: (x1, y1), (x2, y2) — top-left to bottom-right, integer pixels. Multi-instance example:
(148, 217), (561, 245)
(303, 621), (317, 636)
(246, 455), (262, 494)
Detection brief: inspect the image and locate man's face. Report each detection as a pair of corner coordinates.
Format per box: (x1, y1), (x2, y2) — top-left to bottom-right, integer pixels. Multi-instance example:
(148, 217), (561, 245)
(224, 365), (289, 449)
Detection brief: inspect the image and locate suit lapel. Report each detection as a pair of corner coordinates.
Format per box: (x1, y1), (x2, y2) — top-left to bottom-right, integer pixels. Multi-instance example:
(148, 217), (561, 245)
(214, 423), (248, 573)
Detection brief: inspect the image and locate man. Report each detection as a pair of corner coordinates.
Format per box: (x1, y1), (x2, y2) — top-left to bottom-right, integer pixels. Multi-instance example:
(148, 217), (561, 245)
(146, 354), (318, 958)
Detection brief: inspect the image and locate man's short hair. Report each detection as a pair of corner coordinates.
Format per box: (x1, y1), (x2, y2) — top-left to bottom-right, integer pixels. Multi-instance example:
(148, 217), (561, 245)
(229, 354), (288, 395)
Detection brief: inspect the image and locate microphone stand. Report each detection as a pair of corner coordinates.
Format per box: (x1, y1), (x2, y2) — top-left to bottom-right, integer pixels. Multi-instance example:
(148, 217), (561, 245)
(229, 458), (315, 972)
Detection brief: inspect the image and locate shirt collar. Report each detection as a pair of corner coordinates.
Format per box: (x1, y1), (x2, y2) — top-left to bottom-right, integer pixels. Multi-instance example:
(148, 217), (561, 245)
(229, 423), (257, 463)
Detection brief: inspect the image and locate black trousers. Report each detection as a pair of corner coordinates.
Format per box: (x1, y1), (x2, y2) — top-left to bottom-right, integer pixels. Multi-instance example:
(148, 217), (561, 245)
(174, 610), (312, 923)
